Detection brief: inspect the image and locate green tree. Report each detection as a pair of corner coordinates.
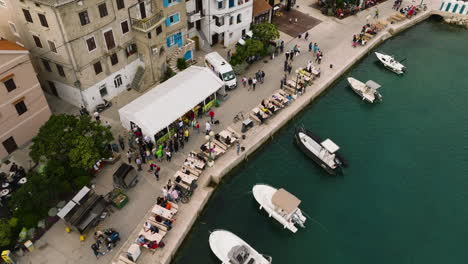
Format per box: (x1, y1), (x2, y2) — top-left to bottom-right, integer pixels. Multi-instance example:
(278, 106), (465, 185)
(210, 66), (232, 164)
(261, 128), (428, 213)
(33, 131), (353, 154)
(245, 39), (264, 57)
(251, 23), (280, 44)
(30, 114), (113, 170)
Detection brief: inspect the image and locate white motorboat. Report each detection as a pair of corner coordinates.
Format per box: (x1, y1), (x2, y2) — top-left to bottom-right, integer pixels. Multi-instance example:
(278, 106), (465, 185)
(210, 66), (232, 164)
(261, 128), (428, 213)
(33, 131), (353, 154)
(209, 229), (272, 264)
(375, 52), (406, 74)
(252, 184), (306, 233)
(347, 77), (382, 103)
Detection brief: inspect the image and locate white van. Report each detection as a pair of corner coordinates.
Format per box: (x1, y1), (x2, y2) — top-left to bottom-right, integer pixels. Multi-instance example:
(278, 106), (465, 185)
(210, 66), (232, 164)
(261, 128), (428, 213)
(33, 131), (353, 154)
(205, 52), (237, 90)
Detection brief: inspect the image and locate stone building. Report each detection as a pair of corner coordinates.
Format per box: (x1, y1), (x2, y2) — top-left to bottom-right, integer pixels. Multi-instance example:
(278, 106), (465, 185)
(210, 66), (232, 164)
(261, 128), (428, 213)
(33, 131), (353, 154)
(0, 0), (194, 111)
(0, 40), (51, 160)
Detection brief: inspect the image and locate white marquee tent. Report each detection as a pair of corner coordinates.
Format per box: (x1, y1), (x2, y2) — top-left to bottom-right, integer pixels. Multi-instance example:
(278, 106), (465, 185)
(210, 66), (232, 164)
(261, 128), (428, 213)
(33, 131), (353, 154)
(118, 66), (224, 138)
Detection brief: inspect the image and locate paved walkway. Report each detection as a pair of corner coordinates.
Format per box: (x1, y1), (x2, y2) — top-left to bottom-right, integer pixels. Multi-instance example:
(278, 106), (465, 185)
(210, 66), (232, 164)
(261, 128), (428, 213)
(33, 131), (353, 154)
(18, 0), (442, 262)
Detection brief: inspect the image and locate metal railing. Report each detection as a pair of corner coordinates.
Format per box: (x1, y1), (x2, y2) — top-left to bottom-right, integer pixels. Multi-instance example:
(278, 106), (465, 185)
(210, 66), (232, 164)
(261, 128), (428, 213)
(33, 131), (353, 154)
(130, 10), (164, 32)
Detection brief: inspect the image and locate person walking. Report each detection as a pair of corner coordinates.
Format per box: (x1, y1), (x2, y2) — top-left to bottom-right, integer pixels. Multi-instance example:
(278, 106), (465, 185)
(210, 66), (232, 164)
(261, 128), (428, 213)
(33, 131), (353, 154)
(184, 128), (189, 142)
(205, 121), (211, 134)
(196, 121), (200, 133)
(118, 135), (125, 151)
(284, 60), (288, 72)
(126, 151), (132, 164)
(318, 51), (323, 64)
(374, 7), (379, 18)
(313, 43), (318, 54)
(145, 149), (152, 161)
(209, 110), (215, 124)
(154, 166), (160, 181)
(287, 64), (293, 75)
(285, 51), (290, 61)
(248, 77), (253, 91)
(309, 42), (313, 52)
(252, 77), (257, 91)
(174, 139), (179, 152)
(166, 150), (172, 162)
(148, 160), (157, 172)
(93, 111), (100, 122)
(236, 142), (241, 155)
(261, 71), (265, 84)
(242, 76), (247, 87)
(156, 147), (163, 162)
(136, 157), (142, 171)
(305, 32), (309, 41)
(280, 40), (284, 53)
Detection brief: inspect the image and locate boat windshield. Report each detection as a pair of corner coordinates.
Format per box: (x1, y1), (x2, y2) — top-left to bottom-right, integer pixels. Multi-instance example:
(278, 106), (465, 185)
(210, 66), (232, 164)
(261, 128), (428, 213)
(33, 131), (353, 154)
(228, 245), (252, 264)
(222, 71), (236, 81)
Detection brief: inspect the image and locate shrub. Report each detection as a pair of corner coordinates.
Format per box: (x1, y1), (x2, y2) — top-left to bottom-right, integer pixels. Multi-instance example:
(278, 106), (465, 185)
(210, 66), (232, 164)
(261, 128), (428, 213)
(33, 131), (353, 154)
(233, 61), (249, 75)
(73, 175), (91, 189)
(161, 67), (176, 82)
(177, 58), (188, 70)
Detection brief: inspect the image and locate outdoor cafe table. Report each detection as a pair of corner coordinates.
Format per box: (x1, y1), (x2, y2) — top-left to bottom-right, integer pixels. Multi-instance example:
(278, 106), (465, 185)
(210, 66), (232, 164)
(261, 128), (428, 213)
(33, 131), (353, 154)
(151, 205), (175, 220)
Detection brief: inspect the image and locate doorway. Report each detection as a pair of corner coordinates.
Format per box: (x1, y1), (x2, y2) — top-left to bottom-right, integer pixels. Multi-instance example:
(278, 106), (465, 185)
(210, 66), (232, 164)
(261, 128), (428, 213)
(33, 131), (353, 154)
(212, 33), (219, 45)
(139, 2), (147, 19)
(2, 136), (18, 154)
(48, 81), (59, 97)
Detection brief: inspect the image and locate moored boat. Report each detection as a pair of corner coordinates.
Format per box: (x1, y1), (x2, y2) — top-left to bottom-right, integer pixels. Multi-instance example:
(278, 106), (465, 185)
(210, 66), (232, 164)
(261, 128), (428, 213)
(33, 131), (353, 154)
(347, 77), (382, 103)
(375, 52), (406, 74)
(252, 184), (306, 233)
(209, 229), (272, 264)
(294, 127), (346, 175)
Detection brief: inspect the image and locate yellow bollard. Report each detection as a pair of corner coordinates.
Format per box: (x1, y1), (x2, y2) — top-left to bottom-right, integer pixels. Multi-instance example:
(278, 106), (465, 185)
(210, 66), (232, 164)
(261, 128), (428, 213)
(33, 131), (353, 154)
(65, 227), (71, 233)
(80, 235), (85, 241)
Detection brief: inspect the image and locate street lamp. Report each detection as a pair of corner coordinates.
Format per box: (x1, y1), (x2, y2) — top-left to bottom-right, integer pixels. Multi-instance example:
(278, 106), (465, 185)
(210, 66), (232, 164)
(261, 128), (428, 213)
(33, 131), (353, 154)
(205, 131), (215, 166)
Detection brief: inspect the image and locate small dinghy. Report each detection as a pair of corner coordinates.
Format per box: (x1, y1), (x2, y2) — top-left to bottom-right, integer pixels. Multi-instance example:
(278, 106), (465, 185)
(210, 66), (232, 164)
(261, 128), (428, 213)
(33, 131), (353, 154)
(347, 77), (382, 103)
(294, 127), (346, 175)
(209, 229), (272, 264)
(253, 184), (306, 233)
(375, 52), (406, 74)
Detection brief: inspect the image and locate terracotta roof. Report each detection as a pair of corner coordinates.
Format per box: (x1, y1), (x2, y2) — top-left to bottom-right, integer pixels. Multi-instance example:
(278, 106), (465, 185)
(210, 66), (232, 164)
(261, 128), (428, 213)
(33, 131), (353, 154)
(253, 0), (272, 17)
(0, 40), (27, 51)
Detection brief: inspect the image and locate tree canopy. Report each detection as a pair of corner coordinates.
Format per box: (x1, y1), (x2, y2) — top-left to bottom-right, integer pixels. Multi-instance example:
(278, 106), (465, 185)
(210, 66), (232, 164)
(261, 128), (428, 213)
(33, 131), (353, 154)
(251, 23), (280, 43)
(30, 114), (113, 170)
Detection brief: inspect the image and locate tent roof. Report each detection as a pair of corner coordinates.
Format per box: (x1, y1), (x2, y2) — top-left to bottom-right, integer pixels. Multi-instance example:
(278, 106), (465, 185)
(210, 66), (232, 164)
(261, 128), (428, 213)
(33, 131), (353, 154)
(272, 188), (301, 214)
(365, 80), (381, 89)
(118, 66), (224, 136)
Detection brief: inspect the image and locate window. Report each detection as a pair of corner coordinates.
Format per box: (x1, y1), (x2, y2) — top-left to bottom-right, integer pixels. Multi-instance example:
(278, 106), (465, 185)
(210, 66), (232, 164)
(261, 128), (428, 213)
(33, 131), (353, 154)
(237, 14), (241, 23)
(99, 84), (108, 97)
(147, 32), (152, 39)
(188, 21), (194, 29)
(121, 20), (129, 34)
(229, 0), (234, 7)
(15, 100), (28, 115)
(86, 37), (97, 51)
(79, 11), (90, 26)
(217, 1), (223, 8)
(156, 25), (162, 35)
(166, 32), (182, 47)
(38, 14), (49, 28)
(33, 35), (42, 48)
(23, 9), (33, 23)
(114, 74), (122, 88)
(94, 61), (102, 75)
(116, 0), (125, 9)
(215, 16), (224, 26)
(110, 53), (118, 65)
(48, 40), (57, 53)
(42, 59), (52, 72)
(166, 13), (180, 26)
(103, 30), (115, 50)
(229, 16), (233, 25)
(8, 22), (18, 35)
(126, 43), (137, 57)
(56, 64), (65, 77)
(164, 0), (179, 7)
(35, 2), (40, 7)
(3, 78), (16, 92)
(98, 3), (108, 18)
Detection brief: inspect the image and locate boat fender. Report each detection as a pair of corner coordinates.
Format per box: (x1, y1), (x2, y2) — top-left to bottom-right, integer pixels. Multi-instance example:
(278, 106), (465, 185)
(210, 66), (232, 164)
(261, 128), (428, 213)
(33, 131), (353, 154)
(269, 213), (272, 217)
(259, 205), (263, 210)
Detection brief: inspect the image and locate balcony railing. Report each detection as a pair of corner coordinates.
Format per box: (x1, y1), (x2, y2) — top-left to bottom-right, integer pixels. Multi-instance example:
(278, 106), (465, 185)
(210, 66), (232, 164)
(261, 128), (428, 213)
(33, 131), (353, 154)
(131, 11), (164, 33)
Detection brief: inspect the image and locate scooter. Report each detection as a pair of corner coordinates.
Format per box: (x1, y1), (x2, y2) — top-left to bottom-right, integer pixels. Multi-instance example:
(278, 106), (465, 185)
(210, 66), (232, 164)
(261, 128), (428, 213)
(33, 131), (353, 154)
(96, 99), (112, 113)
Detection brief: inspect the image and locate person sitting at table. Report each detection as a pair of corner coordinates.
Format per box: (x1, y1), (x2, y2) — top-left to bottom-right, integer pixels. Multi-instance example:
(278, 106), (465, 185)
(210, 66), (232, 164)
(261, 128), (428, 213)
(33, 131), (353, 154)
(181, 167), (190, 175)
(225, 136), (232, 145)
(255, 111), (265, 123)
(154, 215), (172, 229)
(171, 189), (180, 203)
(175, 175), (182, 184)
(144, 221), (159, 234)
(137, 235), (149, 245)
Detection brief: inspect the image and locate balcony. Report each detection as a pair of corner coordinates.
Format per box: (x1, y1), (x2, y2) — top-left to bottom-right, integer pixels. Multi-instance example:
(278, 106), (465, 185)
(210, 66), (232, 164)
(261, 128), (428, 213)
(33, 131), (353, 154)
(131, 11), (164, 33)
(187, 10), (202, 23)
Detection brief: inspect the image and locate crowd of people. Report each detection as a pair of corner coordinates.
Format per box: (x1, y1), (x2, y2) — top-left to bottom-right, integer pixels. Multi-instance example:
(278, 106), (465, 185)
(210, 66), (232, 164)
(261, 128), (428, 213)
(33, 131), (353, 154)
(240, 69), (267, 92)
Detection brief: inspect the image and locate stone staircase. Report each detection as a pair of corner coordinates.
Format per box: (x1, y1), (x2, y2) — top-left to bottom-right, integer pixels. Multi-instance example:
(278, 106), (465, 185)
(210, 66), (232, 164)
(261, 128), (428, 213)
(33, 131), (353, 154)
(131, 66), (145, 91)
(168, 38), (196, 73)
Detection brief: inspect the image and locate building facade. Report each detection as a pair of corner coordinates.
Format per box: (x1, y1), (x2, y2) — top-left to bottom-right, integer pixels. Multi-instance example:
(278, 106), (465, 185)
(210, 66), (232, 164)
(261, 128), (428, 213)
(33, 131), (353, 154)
(0, 40), (51, 160)
(0, 0), (193, 111)
(186, 0), (253, 47)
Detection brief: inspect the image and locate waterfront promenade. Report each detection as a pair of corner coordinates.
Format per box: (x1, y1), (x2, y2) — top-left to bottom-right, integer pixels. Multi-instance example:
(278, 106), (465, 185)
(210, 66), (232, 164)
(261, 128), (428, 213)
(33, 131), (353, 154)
(18, 0), (443, 263)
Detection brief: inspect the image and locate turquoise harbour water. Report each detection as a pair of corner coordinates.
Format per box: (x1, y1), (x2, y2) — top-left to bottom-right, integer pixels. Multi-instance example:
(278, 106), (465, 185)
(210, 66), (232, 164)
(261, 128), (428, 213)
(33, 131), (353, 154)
(173, 18), (468, 264)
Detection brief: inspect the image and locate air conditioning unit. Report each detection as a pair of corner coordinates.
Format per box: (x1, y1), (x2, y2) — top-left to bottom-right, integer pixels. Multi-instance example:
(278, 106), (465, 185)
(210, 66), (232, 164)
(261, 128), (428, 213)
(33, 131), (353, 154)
(152, 47), (158, 55)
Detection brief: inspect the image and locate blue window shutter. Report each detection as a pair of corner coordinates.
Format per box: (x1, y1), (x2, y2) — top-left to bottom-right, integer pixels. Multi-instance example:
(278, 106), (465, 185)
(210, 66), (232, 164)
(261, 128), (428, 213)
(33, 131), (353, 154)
(166, 36), (171, 47)
(174, 13), (179, 23)
(166, 17), (171, 26)
(229, 0), (234, 8)
(163, 0), (169, 7)
(176, 32), (183, 47)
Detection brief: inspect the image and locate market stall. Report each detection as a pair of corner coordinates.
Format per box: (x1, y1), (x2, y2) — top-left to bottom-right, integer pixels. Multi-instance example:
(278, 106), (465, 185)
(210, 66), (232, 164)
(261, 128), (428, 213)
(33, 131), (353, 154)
(119, 66), (225, 144)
